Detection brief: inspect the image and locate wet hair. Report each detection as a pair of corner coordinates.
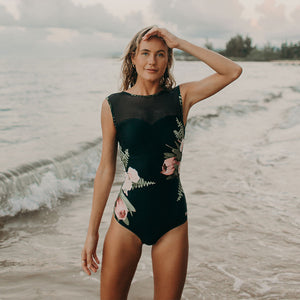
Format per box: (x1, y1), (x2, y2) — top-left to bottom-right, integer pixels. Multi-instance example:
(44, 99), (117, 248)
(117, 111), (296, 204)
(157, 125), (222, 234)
(120, 25), (176, 91)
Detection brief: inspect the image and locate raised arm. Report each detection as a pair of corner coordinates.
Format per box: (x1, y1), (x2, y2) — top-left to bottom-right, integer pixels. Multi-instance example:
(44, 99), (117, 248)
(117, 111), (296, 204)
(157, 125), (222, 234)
(175, 40), (242, 108)
(143, 26), (242, 118)
(81, 98), (118, 275)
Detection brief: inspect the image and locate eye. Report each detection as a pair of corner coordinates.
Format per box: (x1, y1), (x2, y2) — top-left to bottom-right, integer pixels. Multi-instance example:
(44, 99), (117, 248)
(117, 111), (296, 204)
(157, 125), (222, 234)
(141, 52), (148, 56)
(157, 52), (165, 57)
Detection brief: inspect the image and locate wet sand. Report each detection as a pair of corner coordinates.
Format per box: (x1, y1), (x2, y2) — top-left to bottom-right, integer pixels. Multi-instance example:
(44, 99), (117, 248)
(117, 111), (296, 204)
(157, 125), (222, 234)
(1, 60), (300, 299)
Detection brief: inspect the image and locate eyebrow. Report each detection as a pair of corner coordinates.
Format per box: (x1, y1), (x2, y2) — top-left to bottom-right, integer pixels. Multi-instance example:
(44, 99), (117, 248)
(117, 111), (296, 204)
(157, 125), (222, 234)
(140, 49), (166, 53)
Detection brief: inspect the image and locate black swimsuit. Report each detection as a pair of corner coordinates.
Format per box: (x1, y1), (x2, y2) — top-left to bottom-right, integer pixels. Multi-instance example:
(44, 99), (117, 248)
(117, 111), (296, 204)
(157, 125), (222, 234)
(107, 85), (187, 245)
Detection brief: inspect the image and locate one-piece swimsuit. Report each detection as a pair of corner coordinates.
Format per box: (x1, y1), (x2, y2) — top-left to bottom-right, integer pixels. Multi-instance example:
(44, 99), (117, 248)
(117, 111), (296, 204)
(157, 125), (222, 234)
(107, 85), (187, 245)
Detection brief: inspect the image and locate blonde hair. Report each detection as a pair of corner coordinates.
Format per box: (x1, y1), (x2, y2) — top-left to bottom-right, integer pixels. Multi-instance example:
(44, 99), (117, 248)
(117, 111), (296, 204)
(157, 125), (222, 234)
(120, 25), (176, 91)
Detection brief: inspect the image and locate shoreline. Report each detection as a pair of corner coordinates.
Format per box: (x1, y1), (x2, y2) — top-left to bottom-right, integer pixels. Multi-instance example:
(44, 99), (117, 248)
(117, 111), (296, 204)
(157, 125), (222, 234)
(271, 59), (300, 65)
(174, 56), (300, 63)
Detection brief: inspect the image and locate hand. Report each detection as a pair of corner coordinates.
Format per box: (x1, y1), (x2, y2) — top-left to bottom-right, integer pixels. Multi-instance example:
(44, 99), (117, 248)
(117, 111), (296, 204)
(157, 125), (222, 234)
(142, 26), (181, 49)
(81, 232), (100, 275)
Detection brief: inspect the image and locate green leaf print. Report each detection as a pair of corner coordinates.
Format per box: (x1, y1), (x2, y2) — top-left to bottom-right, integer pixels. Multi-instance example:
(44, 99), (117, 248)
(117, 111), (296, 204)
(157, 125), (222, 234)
(118, 147), (157, 224)
(173, 117), (185, 141)
(163, 151), (176, 159)
(120, 190), (136, 216)
(119, 146), (129, 168)
(160, 117), (185, 199)
(131, 177), (156, 190)
(177, 181), (184, 201)
(165, 142), (182, 160)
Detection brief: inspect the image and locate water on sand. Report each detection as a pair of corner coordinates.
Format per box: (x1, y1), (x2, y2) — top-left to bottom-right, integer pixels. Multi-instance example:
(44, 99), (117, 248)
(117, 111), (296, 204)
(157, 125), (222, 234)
(1, 58), (300, 299)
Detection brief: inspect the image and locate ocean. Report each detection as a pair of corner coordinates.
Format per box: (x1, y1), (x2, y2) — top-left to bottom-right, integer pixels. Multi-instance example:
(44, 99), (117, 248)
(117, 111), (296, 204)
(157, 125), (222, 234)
(0, 57), (299, 299)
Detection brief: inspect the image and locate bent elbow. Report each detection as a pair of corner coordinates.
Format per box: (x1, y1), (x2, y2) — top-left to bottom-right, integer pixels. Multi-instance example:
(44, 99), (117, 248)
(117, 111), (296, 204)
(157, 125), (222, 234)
(231, 66), (243, 80)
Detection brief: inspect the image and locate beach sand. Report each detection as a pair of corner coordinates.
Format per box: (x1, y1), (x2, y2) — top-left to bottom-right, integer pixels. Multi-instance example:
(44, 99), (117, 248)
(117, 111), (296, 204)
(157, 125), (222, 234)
(1, 60), (300, 299)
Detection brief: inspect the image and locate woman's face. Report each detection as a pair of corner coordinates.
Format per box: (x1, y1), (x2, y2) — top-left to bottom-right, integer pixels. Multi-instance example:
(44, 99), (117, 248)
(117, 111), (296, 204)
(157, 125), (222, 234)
(132, 37), (168, 85)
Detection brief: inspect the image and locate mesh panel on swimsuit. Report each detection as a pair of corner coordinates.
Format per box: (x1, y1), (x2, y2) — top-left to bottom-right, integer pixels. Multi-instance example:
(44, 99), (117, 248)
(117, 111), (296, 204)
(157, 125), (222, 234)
(107, 85), (187, 245)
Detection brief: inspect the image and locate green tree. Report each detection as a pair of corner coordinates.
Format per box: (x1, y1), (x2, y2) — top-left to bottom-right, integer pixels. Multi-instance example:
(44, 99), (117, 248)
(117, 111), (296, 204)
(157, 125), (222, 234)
(294, 42), (300, 58)
(225, 34), (253, 58)
(244, 36), (253, 56)
(281, 42), (293, 59)
(281, 41), (300, 59)
(262, 42), (280, 60)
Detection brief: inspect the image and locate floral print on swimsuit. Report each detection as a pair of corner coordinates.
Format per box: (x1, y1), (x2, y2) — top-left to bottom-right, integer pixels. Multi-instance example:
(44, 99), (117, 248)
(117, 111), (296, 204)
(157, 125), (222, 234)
(160, 117), (185, 201)
(114, 147), (155, 225)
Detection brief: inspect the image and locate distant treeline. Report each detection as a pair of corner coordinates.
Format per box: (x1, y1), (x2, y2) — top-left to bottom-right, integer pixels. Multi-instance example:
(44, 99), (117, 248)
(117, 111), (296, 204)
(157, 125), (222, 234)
(175, 35), (300, 61)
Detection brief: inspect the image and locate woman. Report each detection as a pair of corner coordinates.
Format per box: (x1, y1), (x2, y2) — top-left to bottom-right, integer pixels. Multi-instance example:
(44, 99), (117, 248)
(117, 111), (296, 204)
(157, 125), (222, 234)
(81, 25), (242, 299)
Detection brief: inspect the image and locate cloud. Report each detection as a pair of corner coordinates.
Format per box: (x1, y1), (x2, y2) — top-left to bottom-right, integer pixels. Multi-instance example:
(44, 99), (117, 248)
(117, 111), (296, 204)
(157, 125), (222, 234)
(0, 25), (128, 57)
(0, 4), (16, 25)
(45, 28), (79, 43)
(149, 0), (300, 48)
(254, 0), (300, 44)
(0, 27), (47, 56)
(0, 0), (299, 57)
(291, 5), (300, 33)
(14, 0), (143, 36)
(151, 0), (248, 38)
(0, 0), (145, 57)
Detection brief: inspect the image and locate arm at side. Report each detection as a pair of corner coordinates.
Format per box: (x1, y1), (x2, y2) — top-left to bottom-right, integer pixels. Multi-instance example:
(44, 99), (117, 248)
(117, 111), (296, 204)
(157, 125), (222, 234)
(86, 99), (118, 236)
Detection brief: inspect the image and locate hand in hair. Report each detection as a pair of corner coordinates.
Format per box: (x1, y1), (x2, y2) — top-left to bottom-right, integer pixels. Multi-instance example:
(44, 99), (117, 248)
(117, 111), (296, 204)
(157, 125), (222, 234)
(142, 26), (180, 49)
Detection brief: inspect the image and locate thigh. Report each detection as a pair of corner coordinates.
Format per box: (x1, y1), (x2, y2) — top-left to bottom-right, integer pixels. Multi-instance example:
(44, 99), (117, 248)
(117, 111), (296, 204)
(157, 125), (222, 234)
(151, 221), (189, 300)
(100, 215), (143, 300)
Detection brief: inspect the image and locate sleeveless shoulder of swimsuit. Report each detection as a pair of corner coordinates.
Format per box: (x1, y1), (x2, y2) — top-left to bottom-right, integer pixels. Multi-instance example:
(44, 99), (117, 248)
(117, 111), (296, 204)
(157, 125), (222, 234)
(106, 85), (187, 245)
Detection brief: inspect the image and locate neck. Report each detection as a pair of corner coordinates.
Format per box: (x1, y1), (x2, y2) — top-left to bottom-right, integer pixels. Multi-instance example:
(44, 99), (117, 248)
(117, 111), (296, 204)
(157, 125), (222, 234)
(128, 78), (162, 96)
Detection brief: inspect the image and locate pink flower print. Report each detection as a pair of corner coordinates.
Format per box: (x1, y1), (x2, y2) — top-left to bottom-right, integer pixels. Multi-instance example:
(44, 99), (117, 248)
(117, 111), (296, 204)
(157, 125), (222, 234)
(161, 157), (179, 176)
(114, 196), (128, 220)
(122, 167), (140, 195)
(127, 167), (140, 182)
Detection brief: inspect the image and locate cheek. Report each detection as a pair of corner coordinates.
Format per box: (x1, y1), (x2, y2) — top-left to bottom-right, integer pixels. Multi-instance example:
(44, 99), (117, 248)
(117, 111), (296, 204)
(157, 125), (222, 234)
(135, 57), (146, 67)
(161, 57), (168, 67)
(160, 60), (168, 72)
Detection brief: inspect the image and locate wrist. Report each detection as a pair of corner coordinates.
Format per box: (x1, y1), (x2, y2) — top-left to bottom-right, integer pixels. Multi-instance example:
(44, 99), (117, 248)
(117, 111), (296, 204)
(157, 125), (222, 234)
(177, 39), (199, 53)
(87, 225), (100, 237)
(86, 231), (99, 241)
(176, 38), (186, 50)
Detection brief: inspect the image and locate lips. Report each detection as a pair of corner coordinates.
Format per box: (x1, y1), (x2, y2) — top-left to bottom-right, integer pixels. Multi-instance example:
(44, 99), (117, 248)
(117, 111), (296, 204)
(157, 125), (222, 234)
(146, 68), (158, 72)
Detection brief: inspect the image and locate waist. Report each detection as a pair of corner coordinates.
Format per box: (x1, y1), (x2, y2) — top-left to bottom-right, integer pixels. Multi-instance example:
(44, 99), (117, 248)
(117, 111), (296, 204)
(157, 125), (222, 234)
(123, 157), (181, 182)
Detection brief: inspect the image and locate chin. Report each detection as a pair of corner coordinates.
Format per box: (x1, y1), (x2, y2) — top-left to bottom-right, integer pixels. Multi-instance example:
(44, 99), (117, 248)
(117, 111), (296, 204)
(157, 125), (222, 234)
(142, 73), (162, 82)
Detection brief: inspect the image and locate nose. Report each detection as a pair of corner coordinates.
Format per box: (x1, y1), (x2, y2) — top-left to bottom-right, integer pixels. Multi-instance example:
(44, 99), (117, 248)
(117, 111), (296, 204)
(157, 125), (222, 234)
(148, 53), (156, 65)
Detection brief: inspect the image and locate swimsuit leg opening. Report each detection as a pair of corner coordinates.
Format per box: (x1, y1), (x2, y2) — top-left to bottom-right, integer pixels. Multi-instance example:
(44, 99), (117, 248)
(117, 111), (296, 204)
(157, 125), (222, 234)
(113, 214), (144, 246)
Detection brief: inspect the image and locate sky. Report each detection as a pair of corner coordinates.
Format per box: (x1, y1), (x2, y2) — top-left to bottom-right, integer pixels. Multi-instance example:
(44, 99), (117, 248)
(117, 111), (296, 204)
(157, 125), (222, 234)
(0, 0), (299, 57)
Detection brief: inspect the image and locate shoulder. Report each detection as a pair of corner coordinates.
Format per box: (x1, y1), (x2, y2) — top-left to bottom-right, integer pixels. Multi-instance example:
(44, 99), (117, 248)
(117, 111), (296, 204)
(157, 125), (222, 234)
(159, 86), (182, 106)
(106, 91), (123, 104)
(101, 96), (117, 129)
(169, 85), (180, 93)
(101, 91), (122, 115)
(170, 85), (182, 102)
(162, 85), (180, 98)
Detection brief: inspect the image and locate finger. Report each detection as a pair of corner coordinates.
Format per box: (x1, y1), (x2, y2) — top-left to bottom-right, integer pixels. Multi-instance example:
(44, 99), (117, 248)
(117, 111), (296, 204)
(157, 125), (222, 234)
(91, 255), (100, 271)
(81, 259), (91, 276)
(143, 27), (161, 40)
(81, 251), (88, 272)
(89, 262), (98, 273)
(94, 252), (100, 264)
(86, 257), (98, 273)
(87, 253), (98, 273)
(143, 30), (159, 40)
(87, 252), (93, 270)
